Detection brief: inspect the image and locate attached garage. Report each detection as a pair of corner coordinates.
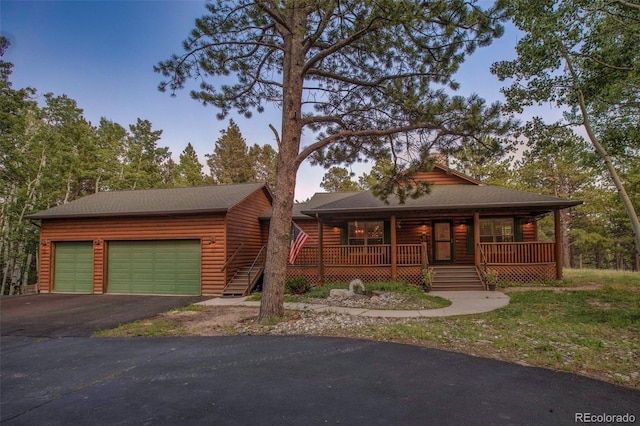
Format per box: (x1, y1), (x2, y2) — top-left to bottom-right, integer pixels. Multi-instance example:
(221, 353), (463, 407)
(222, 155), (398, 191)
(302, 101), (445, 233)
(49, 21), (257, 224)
(107, 240), (201, 295)
(54, 242), (93, 293)
(28, 183), (272, 296)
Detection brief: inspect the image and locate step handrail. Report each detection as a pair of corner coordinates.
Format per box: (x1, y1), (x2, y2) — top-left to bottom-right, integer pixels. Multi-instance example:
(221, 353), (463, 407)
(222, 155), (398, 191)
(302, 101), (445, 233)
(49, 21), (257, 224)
(247, 245), (267, 287)
(221, 243), (244, 272)
(478, 243), (489, 289)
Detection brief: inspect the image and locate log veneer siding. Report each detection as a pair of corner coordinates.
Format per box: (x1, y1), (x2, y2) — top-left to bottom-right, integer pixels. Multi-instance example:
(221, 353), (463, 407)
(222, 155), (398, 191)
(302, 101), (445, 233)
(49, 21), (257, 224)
(224, 188), (272, 284)
(39, 214), (226, 295)
(412, 169), (476, 185)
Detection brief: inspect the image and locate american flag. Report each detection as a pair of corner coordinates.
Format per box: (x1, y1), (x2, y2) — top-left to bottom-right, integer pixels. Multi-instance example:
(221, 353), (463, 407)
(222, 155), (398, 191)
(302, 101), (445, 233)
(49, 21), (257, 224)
(289, 222), (309, 264)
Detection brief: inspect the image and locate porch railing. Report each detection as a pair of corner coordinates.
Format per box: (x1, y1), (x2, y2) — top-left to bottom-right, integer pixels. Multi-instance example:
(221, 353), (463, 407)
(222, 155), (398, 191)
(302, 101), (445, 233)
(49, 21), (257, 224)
(292, 242), (556, 267)
(291, 244), (424, 266)
(479, 242), (555, 264)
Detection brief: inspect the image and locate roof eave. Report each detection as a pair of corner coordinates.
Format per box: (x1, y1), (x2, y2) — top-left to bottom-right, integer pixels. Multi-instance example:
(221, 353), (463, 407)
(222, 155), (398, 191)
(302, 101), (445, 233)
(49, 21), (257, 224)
(228, 183), (271, 210)
(303, 200), (583, 216)
(26, 208), (230, 221)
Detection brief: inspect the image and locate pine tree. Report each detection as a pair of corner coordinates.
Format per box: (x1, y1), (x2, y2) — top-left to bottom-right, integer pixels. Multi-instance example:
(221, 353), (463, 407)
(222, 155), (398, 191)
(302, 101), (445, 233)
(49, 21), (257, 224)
(95, 118), (127, 191)
(320, 167), (360, 192)
(177, 143), (207, 186)
(206, 119), (254, 184)
(157, 0), (510, 319)
(249, 143), (277, 189)
(122, 119), (169, 190)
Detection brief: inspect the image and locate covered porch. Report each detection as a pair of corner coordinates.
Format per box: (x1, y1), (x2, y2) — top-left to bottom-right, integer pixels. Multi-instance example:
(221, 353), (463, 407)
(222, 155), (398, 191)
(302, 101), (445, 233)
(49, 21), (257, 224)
(287, 210), (565, 288)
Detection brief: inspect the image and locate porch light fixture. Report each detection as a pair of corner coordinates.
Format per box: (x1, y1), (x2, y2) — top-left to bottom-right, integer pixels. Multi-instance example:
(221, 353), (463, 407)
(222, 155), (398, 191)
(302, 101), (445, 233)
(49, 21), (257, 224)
(208, 236), (216, 245)
(93, 240), (102, 246)
(40, 241), (48, 247)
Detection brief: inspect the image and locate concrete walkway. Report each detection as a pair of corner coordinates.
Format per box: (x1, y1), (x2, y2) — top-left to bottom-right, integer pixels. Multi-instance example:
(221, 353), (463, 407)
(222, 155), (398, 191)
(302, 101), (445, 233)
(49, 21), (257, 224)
(198, 290), (510, 317)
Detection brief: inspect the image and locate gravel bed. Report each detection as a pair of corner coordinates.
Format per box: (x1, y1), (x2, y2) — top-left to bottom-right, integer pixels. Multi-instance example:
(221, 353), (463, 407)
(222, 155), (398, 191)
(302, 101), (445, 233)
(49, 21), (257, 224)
(298, 291), (427, 310)
(235, 292), (422, 336)
(235, 309), (406, 336)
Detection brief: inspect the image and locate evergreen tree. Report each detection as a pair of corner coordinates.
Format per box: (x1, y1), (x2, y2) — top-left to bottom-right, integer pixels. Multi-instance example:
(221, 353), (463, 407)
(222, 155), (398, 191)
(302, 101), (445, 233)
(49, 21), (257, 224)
(95, 118), (127, 191)
(320, 167), (360, 192)
(359, 156), (394, 190)
(161, 158), (181, 188)
(122, 119), (169, 190)
(516, 122), (595, 268)
(40, 93), (97, 203)
(447, 135), (514, 183)
(0, 37), (41, 294)
(249, 143), (278, 189)
(177, 143), (207, 186)
(0, 37), (178, 294)
(156, 0), (510, 319)
(206, 119), (255, 184)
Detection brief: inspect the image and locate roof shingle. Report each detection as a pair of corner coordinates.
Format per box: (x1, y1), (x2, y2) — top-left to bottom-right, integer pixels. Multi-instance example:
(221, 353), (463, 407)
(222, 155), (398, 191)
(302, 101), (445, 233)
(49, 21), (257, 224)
(301, 185), (581, 215)
(27, 183), (268, 220)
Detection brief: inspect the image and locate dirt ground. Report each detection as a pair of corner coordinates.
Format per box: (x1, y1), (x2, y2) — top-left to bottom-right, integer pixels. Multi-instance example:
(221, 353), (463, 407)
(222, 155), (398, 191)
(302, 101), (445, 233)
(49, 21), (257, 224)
(162, 306), (262, 335)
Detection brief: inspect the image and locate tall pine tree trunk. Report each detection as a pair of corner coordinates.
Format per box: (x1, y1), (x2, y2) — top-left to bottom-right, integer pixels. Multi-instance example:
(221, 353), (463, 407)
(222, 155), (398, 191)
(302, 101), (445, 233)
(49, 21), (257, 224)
(259, 11), (306, 321)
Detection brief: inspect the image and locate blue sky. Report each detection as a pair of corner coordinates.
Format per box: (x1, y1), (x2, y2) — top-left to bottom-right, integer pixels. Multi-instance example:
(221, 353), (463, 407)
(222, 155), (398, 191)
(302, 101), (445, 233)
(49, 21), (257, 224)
(1, 1), (551, 199)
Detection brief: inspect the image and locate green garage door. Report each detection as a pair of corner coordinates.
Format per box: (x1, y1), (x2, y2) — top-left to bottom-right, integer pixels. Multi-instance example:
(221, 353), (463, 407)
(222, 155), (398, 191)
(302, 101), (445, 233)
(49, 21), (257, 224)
(54, 242), (94, 293)
(107, 240), (201, 295)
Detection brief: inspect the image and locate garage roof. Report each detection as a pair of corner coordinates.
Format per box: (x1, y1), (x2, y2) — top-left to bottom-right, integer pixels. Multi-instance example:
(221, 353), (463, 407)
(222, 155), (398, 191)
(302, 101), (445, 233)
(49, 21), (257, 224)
(27, 183), (269, 219)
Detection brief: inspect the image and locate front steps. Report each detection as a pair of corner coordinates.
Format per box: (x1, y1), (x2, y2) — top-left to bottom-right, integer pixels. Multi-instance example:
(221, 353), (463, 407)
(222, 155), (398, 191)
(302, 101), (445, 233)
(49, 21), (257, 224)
(223, 265), (263, 297)
(430, 265), (484, 291)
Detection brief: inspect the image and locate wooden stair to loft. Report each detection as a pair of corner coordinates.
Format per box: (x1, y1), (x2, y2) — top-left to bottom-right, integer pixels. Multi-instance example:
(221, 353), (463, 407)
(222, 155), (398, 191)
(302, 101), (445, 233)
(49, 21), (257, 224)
(223, 265), (264, 297)
(430, 265), (484, 291)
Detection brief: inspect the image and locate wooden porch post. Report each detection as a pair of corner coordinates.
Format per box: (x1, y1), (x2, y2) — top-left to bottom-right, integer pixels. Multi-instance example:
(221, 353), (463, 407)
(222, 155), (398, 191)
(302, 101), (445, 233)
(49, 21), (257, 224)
(474, 212), (481, 268)
(554, 209), (563, 280)
(390, 215), (397, 281)
(317, 214), (324, 285)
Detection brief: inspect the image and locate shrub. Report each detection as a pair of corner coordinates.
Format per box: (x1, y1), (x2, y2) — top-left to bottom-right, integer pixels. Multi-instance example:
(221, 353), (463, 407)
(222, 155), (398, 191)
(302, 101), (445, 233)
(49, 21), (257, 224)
(285, 276), (310, 295)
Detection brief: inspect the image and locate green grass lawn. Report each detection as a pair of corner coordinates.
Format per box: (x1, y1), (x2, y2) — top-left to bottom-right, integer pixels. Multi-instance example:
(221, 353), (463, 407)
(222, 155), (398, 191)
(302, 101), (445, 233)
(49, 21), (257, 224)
(338, 269), (639, 388)
(499, 267), (639, 288)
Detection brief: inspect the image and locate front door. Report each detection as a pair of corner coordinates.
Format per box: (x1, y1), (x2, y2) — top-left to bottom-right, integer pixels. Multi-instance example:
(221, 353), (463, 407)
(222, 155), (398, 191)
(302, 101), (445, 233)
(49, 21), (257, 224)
(433, 220), (453, 263)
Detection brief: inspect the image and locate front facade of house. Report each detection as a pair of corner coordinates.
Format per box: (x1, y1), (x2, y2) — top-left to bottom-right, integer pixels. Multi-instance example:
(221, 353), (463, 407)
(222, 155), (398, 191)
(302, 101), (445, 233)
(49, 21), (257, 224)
(29, 164), (580, 296)
(275, 165), (581, 289)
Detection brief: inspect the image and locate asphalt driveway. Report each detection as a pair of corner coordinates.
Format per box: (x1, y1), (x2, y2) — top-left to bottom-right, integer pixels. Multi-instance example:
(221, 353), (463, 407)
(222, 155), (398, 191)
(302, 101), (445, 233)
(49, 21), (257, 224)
(1, 335), (638, 425)
(0, 294), (207, 337)
(1, 295), (639, 424)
